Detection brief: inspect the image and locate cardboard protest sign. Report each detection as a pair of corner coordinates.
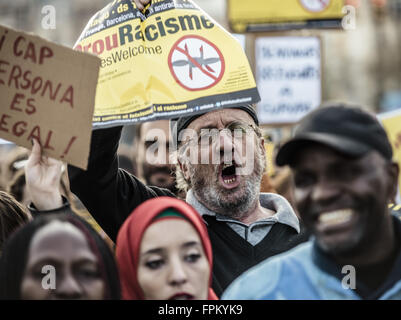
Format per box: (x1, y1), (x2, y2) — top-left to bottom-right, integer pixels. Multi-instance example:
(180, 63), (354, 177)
(255, 36), (322, 124)
(74, 0), (260, 129)
(0, 24), (100, 170)
(378, 110), (401, 203)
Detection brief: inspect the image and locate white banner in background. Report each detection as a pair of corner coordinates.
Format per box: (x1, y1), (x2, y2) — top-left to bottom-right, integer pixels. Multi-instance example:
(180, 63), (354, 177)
(255, 36), (322, 124)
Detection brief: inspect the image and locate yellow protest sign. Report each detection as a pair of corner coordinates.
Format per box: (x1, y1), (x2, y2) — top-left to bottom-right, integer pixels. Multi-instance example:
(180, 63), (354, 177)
(264, 142), (275, 176)
(379, 110), (401, 201)
(75, 0), (260, 128)
(0, 24), (100, 170)
(227, 0), (345, 32)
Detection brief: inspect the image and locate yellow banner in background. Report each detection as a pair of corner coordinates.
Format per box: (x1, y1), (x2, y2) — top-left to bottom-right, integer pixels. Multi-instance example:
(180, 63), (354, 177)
(228, 0), (345, 32)
(264, 142), (275, 176)
(75, 0), (260, 128)
(379, 110), (401, 202)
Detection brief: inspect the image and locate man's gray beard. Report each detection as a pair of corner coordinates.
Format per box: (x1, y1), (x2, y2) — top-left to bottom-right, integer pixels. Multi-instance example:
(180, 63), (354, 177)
(199, 177), (260, 220)
(190, 151), (265, 221)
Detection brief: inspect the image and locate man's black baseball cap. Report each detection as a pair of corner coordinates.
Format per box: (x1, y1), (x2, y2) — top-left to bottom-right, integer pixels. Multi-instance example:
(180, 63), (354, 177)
(276, 103), (393, 166)
(170, 104), (259, 148)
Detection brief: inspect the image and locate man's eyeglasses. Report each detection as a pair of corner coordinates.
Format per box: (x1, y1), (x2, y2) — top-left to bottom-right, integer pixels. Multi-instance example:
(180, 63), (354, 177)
(183, 121), (260, 148)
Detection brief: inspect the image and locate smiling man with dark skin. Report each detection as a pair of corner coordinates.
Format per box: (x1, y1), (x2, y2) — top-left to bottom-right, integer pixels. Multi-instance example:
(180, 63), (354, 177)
(223, 104), (401, 300)
(294, 144), (396, 267)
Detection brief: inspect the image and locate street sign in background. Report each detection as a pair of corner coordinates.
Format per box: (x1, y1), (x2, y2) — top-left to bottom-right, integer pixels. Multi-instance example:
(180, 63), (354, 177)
(227, 0), (345, 33)
(255, 36), (322, 125)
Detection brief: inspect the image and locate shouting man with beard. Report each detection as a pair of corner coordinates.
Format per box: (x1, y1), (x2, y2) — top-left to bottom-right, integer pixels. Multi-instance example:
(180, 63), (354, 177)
(223, 104), (401, 300)
(33, 105), (308, 296)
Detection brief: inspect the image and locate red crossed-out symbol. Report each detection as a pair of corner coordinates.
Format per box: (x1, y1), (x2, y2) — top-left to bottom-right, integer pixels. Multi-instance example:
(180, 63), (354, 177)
(168, 35), (225, 91)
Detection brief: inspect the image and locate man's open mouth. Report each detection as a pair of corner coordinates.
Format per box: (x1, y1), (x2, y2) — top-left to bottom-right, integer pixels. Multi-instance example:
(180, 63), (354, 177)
(219, 163), (240, 189)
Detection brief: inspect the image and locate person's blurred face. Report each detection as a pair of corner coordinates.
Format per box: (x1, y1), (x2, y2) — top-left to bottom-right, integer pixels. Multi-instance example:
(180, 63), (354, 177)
(137, 219), (210, 300)
(21, 221), (105, 300)
(293, 143), (396, 255)
(137, 120), (176, 192)
(181, 108), (265, 219)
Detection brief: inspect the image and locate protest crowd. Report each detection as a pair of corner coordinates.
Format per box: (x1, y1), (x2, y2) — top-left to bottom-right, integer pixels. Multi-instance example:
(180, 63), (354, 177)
(1, 0), (401, 301)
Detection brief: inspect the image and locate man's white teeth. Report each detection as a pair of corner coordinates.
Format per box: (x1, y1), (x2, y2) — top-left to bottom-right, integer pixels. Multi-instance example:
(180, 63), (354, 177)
(223, 177), (236, 184)
(318, 209), (354, 226)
